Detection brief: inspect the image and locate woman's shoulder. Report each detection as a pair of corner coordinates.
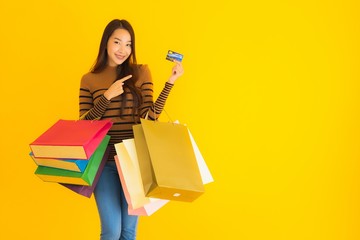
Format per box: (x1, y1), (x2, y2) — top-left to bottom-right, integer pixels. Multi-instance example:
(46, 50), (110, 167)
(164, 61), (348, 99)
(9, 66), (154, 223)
(134, 64), (152, 86)
(81, 71), (95, 82)
(134, 64), (150, 73)
(80, 71), (100, 89)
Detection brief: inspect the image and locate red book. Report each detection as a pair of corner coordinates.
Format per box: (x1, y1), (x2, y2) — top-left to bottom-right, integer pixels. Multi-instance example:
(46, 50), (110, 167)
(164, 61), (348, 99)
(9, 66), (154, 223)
(30, 119), (113, 159)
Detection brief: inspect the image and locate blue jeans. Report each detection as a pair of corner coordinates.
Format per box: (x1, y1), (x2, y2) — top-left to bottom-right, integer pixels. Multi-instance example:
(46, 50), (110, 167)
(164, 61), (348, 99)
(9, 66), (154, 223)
(94, 161), (139, 240)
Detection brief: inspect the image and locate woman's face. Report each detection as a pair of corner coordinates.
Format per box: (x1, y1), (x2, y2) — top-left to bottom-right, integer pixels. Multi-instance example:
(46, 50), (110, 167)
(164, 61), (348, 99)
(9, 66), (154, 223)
(107, 28), (132, 66)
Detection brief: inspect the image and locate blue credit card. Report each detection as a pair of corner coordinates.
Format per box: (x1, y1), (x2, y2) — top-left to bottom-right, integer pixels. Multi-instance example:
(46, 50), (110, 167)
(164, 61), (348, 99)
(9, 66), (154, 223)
(166, 50), (183, 62)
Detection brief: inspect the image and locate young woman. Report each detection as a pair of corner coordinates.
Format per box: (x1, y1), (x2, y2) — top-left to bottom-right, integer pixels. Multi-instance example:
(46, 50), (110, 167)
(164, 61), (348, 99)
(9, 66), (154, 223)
(79, 19), (184, 240)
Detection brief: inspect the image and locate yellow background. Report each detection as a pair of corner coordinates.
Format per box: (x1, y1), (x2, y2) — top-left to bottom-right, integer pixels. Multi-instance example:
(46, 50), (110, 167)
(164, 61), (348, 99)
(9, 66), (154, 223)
(1, 0), (359, 239)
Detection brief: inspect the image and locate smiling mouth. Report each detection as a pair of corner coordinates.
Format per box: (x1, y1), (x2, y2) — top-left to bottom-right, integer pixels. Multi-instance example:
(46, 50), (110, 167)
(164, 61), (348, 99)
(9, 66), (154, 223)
(115, 54), (126, 60)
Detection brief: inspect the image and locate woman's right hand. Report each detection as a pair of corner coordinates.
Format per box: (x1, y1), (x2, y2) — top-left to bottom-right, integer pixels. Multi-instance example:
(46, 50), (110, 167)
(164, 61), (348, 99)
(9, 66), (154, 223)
(104, 75), (132, 100)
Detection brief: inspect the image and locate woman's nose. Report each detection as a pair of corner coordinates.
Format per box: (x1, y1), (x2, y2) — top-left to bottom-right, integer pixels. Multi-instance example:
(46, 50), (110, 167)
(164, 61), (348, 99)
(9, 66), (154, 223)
(117, 45), (125, 53)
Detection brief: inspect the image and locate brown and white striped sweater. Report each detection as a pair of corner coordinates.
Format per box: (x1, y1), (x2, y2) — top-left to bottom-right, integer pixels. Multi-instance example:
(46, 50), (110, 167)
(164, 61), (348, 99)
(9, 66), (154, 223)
(79, 64), (173, 160)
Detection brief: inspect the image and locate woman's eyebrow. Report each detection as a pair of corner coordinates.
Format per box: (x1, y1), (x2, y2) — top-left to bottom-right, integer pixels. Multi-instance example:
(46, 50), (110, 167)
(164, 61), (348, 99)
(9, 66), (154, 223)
(114, 37), (131, 43)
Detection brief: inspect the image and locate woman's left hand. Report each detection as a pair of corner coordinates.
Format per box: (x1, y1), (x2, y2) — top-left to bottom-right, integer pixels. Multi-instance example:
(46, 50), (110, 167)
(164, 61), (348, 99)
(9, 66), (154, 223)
(167, 60), (184, 84)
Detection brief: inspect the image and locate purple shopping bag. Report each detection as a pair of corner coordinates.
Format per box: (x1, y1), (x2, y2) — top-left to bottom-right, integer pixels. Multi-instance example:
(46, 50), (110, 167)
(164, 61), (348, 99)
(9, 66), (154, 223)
(60, 147), (109, 197)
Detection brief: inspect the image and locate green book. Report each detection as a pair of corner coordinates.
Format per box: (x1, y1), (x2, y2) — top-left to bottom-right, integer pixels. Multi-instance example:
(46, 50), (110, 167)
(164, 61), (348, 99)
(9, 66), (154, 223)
(35, 135), (110, 186)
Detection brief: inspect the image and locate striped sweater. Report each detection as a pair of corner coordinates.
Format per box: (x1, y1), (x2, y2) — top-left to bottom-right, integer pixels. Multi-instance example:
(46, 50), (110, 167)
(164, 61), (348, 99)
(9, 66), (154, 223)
(79, 64), (173, 160)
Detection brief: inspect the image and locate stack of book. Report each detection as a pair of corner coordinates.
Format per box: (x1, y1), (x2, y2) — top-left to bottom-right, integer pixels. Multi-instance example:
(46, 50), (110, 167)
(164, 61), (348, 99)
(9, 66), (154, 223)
(29, 119), (113, 190)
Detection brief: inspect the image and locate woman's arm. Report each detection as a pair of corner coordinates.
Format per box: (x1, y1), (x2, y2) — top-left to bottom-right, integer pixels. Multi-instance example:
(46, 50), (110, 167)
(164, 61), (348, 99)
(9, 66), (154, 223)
(79, 76), (111, 120)
(138, 62), (184, 120)
(79, 74), (132, 120)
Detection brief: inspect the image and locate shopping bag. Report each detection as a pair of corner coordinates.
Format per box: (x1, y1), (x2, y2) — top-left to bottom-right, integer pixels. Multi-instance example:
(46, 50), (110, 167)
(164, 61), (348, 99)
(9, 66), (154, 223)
(128, 198), (169, 216)
(34, 135), (110, 185)
(133, 118), (204, 202)
(114, 140), (169, 216)
(60, 147), (110, 198)
(186, 127), (214, 185)
(30, 119), (113, 159)
(172, 120), (214, 185)
(29, 152), (89, 172)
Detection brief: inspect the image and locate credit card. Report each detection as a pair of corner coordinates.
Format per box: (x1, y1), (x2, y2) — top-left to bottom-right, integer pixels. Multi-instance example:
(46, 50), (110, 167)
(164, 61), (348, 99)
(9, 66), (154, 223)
(166, 50), (184, 62)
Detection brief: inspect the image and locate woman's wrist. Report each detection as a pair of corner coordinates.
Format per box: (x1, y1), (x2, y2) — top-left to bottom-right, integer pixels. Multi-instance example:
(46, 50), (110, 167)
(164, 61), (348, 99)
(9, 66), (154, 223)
(103, 91), (112, 101)
(167, 76), (176, 84)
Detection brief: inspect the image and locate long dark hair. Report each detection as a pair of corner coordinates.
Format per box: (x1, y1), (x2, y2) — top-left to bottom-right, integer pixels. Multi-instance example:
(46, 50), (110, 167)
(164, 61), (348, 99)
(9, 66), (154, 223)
(91, 19), (142, 118)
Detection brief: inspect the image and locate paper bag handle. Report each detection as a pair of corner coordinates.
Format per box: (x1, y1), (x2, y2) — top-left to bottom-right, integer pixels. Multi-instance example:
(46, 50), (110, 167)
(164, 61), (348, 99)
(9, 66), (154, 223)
(144, 105), (173, 123)
(79, 110), (101, 121)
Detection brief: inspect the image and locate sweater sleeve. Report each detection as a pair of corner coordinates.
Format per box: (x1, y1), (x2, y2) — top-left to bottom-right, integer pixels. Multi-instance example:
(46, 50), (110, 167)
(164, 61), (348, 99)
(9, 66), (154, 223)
(137, 65), (174, 120)
(79, 75), (111, 120)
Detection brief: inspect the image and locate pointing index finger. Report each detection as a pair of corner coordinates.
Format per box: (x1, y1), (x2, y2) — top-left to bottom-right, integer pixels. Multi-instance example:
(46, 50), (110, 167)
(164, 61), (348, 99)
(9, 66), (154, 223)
(119, 75), (132, 82)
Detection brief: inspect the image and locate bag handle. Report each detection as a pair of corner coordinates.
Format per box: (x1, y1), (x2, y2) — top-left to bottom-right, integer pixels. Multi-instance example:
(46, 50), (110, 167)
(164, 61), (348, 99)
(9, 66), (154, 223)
(79, 110), (101, 121)
(144, 104), (173, 123)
